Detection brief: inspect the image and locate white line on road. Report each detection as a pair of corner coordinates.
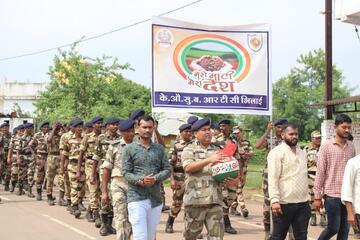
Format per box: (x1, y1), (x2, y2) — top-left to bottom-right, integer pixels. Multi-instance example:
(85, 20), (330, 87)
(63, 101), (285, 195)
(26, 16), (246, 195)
(0, 195), (11, 201)
(232, 219), (316, 240)
(42, 214), (97, 240)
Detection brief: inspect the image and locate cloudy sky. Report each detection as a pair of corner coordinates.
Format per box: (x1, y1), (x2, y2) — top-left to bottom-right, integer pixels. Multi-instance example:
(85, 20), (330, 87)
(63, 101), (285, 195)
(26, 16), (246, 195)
(0, 0), (359, 94)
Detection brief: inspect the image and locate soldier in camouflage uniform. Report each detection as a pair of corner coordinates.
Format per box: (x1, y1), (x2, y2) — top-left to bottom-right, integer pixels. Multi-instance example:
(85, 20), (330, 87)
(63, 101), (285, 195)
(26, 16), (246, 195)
(101, 118), (134, 239)
(16, 123), (34, 196)
(29, 121), (49, 199)
(8, 125), (23, 192)
(79, 116), (103, 227)
(182, 118), (239, 240)
(212, 118), (238, 234)
(165, 123), (192, 234)
(60, 121), (74, 208)
(230, 126), (254, 218)
(63, 119), (85, 218)
(304, 130), (327, 227)
(94, 117), (121, 236)
(45, 123), (63, 205)
(0, 122), (12, 191)
(255, 119), (287, 240)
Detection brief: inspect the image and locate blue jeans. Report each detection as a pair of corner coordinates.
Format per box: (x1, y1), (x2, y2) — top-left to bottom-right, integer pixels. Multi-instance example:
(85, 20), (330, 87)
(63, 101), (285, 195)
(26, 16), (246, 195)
(318, 196), (349, 240)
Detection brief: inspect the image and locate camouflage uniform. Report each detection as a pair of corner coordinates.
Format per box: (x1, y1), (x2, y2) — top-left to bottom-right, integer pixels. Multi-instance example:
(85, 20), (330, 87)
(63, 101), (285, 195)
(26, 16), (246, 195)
(232, 139), (253, 212)
(63, 133), (85, 207)
(17, 133), (33, 193)
(0, 131), (12, 188)
(29, 132), (48, 191)
(101, 138), (132, 240)
(59, 131), (72, 202)
(80, 132), (101, 211)
(168, 138), (189, 218)
(45, 132), (61, 196)
(304, 143), (326, 221)
(94, 131), (121, 214)
(181, 140), (224, 240)
(262, 136), (282, 232)
(9, 133), (21, 189)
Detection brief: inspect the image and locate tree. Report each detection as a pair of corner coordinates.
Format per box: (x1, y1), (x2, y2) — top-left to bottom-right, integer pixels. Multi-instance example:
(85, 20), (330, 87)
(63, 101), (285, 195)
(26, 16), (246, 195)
(242, 49), (353, 140)
(34, 45), (151, 123)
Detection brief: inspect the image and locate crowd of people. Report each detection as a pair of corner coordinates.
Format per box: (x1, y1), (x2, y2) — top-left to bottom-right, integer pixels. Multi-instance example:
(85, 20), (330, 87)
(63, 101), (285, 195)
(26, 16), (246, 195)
(0, 110), (358, 240)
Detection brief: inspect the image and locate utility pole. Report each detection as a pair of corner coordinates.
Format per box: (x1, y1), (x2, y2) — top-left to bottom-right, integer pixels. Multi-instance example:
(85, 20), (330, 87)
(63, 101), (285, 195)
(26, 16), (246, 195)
(325, 0), (333, 119)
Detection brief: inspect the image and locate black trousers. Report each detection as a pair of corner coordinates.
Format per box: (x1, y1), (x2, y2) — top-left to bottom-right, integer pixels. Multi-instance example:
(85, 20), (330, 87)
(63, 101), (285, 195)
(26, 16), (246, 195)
(271, 201), (311, 240)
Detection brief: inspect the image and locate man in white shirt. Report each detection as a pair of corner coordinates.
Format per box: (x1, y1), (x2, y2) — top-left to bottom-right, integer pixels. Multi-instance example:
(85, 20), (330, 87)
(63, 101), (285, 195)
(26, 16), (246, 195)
(341, 154), (360, 239)
(268, 122), (310, 240)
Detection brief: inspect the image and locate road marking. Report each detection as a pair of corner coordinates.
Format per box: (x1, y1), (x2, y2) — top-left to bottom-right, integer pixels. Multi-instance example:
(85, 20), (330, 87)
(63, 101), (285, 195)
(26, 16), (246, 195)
(0, 195), (11, 201)
(42, 214), (97, 240)
(232, 219), (316, 240)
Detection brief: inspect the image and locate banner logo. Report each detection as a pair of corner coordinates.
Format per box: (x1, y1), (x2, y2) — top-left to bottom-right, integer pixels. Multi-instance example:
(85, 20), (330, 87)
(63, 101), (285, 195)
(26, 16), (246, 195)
(173, 34), (251, 93)
(247, 34), (263, 52)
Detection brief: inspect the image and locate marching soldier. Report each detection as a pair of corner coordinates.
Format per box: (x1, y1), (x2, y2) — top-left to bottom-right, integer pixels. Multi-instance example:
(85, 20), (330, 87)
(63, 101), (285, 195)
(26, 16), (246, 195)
(79, 116), (103, 227)
(45, 123), (63, 205)
(304, 130), (327, 227)
(0, 122), (12, 191)
(101, 119), (134, 239)
(182, 119), (239, 240)
(29, 121), (49, 200)
(213, 118), (238, 234)
(230, 126), (254, 217)
(63, 119), (85, 218)
(17, 122), (34, 196)
(94, 117), (121, 236)
(255, 118), (287, 240)
(7, 125), (23, 193)
(165, 123), (192, 233)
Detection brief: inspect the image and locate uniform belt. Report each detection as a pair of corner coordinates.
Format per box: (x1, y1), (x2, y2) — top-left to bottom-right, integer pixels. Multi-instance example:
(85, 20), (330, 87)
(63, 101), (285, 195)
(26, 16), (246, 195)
(173, 166), (184, 172)
(49, 151), (60, 155)
(69, 158), (78, 164)
(38, 152), (48, 155)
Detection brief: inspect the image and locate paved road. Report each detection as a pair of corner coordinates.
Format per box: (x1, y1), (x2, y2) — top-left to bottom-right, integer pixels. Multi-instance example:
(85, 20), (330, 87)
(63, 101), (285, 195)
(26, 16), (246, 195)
(0, 187), (358, 240)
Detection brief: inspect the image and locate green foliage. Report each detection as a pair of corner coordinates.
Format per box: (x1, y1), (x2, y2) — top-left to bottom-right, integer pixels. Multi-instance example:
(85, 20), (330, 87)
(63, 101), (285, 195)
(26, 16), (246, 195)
(242, 49), (353, 140)
(34, 45), (151, 122)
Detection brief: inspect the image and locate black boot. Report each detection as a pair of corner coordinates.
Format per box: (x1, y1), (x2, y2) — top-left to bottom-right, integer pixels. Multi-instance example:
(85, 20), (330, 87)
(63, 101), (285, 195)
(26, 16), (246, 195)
(58, 191), (67, 206)
(165, 216), (175, 233)
(47, 194), (55, 206)
(16, 184), (23, 196)
(93, 210), (102, 228)
(86, 209), (95, 223)
(66, 199), (72, 211)
(10, 180), (16, 192)
(72, 205), (81, 219)
(107, 211), (116, 234)
(99, 213), (110, 236)
(36, 188), (42, 201)
(78, 200), (86, 211)
(4, 180), (10, 191)
(224, 215), (237, 234)
(27, 186), (35, 198)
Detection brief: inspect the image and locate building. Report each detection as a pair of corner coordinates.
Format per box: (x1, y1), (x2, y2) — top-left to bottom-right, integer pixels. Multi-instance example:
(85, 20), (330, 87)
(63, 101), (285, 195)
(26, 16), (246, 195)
(0, 79), (47, 116)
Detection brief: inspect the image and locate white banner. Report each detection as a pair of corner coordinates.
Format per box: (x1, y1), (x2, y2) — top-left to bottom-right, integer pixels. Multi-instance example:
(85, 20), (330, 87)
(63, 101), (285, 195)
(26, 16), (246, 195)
(152, 16), (271, 115)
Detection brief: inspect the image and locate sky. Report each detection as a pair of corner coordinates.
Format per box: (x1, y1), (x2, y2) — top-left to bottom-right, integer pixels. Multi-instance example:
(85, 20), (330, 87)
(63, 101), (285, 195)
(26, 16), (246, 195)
(0, 0), (359, 94)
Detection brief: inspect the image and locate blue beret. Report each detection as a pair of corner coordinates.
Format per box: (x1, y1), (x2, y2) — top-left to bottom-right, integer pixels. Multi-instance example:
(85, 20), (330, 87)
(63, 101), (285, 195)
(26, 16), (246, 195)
(84, 122), (93, 129)
(13, 127), (18, 134)
(118, 119), (135, 131)
(24, 122), (34, 128)
(17, 124), (24, 130)
(218, 119), (231, 125)
(191, 118), (211, 131)
(130, 109), (145, 120)
(187, 116), (199, 125)
(71, 119), (84, 127)
(0, 123), (8, 128)
(91, 116), (103, 125)
(179, 123), (191, 132)
(274, 118), (288, 126)
(212, 122), (220, 130)
(105, 117), (120, 126)
(39, 121), (50, 128)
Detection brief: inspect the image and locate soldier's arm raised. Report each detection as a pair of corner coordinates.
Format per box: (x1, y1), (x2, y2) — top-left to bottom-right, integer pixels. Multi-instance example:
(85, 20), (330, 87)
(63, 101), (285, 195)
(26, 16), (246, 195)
(255, 122), (272, 149)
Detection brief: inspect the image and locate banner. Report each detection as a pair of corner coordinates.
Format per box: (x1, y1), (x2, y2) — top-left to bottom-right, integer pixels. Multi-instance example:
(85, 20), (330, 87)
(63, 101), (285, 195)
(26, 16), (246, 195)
(152, 17), (271, 115)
